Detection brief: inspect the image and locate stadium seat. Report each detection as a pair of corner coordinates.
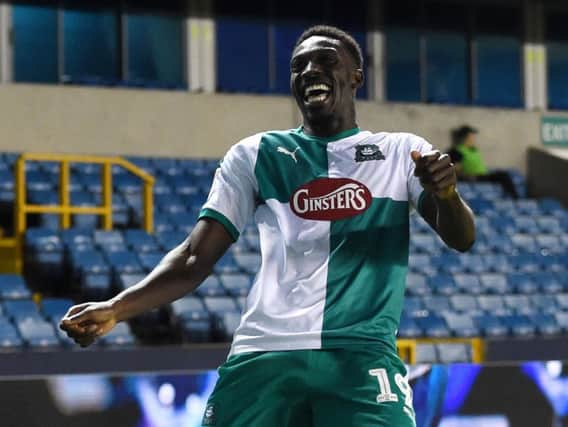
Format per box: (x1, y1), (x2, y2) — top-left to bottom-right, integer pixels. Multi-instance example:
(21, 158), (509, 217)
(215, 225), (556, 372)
(409, 254), (438, 276)
(503, 294), (531, 315)
(16, 318), (60, 348)
(513, 217), (539, 234)
(509, 254), (541, 274)
(442, 312), (478, 337)
(41, 298), (74, 321)
(453, 274), (483, 295)
(0, 318), (24, 350)
(195, 276), (227, 297)
(483, 254), (513, 273)
(500, 314), (536, 337)
(138, 253), (163, 273)
(415, 314), (450, 338)
(422, 296), (451, 313)
(406, 273), (431, 296)
(529, 294), (558, 315)
(537, 216), (563, 234)
(213, 311), (242, 341)
(411, 233), (440, 254)
(219, 274), (252, 297)
(155, 231), (183, 251)
(479, 273), (510, 294)
(530, 313), (561, 336)
(415, 343), (438, 364)
(477, 295), (506, 314)
(115, 273), (146, 291)
(398, 315), (422, 338)
(532, 272), (563, 294)
(516, 200), (540, 216)
(171, 296), (209, 322)
(436, 343), (472, 363)
(507, 273), (538, 294)
(81, 273), (112, 301)
(0, 274), (32, 300)
(105, 251), (144, 276)
(214, 253), (240, 274)
(511, 234), (538, 254)
(234, 253), (261, 274)
(100, 322), (136, 347)
(555, 312), (568, 332)
(450, 295), (480, 313)
(2, 300), (42, 321)
(94, 230), (126, 249)
(535, 235), (563, 254)
(429, 274), (457, 296)
(555, 294), (568, 311)
(124, 229), (160, 253)
(171, 296), (211, 342)
(474, 314), (508, 337)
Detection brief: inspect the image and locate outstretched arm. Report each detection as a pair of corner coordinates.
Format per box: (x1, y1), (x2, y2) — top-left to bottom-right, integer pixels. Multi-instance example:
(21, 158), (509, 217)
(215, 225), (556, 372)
(60, 218), (233, 347)
(411, 150), (475, 252)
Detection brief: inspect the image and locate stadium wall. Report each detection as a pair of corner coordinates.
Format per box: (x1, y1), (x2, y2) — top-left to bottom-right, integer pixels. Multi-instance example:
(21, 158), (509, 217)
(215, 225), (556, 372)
(0, 84), (560, 172)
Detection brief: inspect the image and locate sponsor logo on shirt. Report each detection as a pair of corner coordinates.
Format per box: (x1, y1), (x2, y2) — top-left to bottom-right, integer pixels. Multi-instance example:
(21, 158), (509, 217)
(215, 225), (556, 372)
(290, 178), (372, 220)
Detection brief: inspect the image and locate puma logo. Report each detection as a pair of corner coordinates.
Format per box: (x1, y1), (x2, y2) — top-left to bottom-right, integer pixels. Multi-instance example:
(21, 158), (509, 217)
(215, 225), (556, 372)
(277, 146), (301, 163)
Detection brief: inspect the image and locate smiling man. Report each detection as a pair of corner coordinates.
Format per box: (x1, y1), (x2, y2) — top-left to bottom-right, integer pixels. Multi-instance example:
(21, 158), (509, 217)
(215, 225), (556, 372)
(60, 26), (475, 426)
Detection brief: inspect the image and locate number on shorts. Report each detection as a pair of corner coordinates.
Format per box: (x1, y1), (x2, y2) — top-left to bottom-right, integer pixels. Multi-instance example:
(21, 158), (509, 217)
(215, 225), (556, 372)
(369, 369), (415, 421)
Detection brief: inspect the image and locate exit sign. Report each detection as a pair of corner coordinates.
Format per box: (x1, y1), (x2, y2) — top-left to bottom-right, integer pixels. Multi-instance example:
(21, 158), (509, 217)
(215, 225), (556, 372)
(542, 116), (568, 147)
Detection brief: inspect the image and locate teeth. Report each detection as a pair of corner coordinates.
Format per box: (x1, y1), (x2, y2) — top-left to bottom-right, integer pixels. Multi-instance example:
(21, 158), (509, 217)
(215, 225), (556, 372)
(304, 84), (331, 96)
(306, 93), (329, 103)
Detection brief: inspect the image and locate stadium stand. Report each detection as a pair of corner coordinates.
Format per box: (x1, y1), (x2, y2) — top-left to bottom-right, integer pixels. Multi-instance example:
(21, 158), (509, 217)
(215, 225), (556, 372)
(0, 152), (567, 364)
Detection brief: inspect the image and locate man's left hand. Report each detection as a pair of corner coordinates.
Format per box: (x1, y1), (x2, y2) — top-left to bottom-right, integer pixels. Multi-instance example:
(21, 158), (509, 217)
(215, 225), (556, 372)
(411, 150), (457, 199)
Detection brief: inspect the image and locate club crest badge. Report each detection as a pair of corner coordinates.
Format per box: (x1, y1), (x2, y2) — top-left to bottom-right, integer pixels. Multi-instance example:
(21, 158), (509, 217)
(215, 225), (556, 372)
(355, 144), (385, 163)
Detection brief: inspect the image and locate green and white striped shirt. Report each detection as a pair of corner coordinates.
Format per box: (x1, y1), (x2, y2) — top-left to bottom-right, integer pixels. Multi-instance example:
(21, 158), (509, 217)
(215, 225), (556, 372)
(199, 127), (432, 356)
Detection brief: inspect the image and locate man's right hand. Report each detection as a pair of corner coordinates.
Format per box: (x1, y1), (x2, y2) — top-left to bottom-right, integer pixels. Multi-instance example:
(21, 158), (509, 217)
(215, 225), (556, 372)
(59, 301), (118, 347)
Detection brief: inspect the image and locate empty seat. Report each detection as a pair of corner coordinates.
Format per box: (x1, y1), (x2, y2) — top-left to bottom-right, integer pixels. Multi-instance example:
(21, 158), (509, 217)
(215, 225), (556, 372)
(530, 313), (561, 336)
(555, 294), (568, 310)
(398, 315), (422, 338)
(474, 314), (508, 337)
(155, 231), (184, 251)
(116, 273), (146, 291)
(0, 274), (31, 300)
(422, 296), (450, 313)
(94, 230), (125, 248)
(429, 274), (456, 296)
(124, 229), (160, 253)
(171, 296), (209, 322)
(442, 312), (478, 337)
(509, 255), (541, 274)
(213, 311), (242, 341)
(214, 253), (240, 274)
(196, 276), (227, 297)
(81, 273), (112, 301)
(2, 300), (41, 321)
(409, 254), (437, 276)
(16, 318), (60, 348)
(415, 314), (450, 338)
(511, 234), (538, 254)
(537, 216), (563, 234)
(41, 298), (74, 321)
(219, 274), (251, 297)
(479, 273), (510, 294)
(203, 297), (239, 315)
(437, 343), (471, 363)
(0, 318), (24, 349)
(555, 312), (568, 332)
(60, 228), (94, 248)
(138, 253), (163, 272)
(529, 294), (558, 315)
(411, 234), (440, 254)
(513, 217), (539, 234)
(503, 294), (531, 314)
(507, 273), (538, 294)
(450, 295), (480, 313)
(516, 200), (540, 216)
(415, 343), (438, 363)
(532, 272), (563, 294)
(105, 251), (144, 275)
(406, 273), (430, 296)
(454, 274), (483, 295)
(477, 295), (506, 314)
(500, 314), (536, 337)
(100, 322), (136, 347)
(234, 253), (261, 274)
(70, 250), (110, 276)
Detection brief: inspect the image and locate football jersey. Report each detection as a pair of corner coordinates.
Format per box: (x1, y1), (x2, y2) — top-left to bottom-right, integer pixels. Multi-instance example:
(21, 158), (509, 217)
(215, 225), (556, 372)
(199, 127), (432, 356)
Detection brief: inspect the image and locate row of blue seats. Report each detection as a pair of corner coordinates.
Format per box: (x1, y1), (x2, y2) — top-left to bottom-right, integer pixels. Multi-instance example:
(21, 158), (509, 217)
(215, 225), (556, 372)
(0, 297), (135, 349)
(407, 272), (568, 296)
(403, 294), (568, 317)
(399, 310), (568, 339)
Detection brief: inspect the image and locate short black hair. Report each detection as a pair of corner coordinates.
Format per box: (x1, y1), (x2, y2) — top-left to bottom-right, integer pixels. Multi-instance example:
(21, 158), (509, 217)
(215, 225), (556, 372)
(452, 125), (478, 146)
(294, 25), (363, 69)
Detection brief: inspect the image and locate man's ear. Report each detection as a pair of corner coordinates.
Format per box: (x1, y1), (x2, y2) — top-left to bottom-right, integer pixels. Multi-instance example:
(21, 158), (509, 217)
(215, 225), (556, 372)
(352, 69), (364, 90)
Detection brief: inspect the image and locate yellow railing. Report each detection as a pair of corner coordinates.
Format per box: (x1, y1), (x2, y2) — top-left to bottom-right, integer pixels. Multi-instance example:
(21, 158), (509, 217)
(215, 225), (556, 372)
(397, 337), (485, 364)
(2, 153), (155, 273)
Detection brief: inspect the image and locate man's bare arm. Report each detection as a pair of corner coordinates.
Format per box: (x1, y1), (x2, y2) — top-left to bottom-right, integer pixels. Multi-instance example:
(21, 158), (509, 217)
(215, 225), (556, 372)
(412, 150), (476, 252)
(59, 218), (233, 346)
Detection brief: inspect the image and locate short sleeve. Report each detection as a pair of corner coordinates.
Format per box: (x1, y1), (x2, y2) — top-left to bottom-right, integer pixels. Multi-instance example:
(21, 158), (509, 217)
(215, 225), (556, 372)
(198, 135), (260, 241)
(407, 135), (434, 214)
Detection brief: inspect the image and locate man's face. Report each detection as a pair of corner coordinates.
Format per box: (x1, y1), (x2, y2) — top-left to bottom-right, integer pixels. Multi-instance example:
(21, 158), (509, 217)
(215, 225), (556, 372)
(464, 133), (477, 148)
(290, 36), (362, 124)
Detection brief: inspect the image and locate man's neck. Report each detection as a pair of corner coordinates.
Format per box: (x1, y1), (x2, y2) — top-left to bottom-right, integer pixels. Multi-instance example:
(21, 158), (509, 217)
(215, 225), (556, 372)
(302, 116), (358, 138)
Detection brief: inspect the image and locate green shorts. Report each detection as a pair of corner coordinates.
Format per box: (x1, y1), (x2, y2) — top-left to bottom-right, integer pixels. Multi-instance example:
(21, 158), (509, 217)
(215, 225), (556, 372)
(202, 347), (416, 427)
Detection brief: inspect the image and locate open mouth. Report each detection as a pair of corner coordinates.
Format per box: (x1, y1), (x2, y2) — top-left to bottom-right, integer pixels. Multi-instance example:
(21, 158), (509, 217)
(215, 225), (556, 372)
(303, 83), (332, 104)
